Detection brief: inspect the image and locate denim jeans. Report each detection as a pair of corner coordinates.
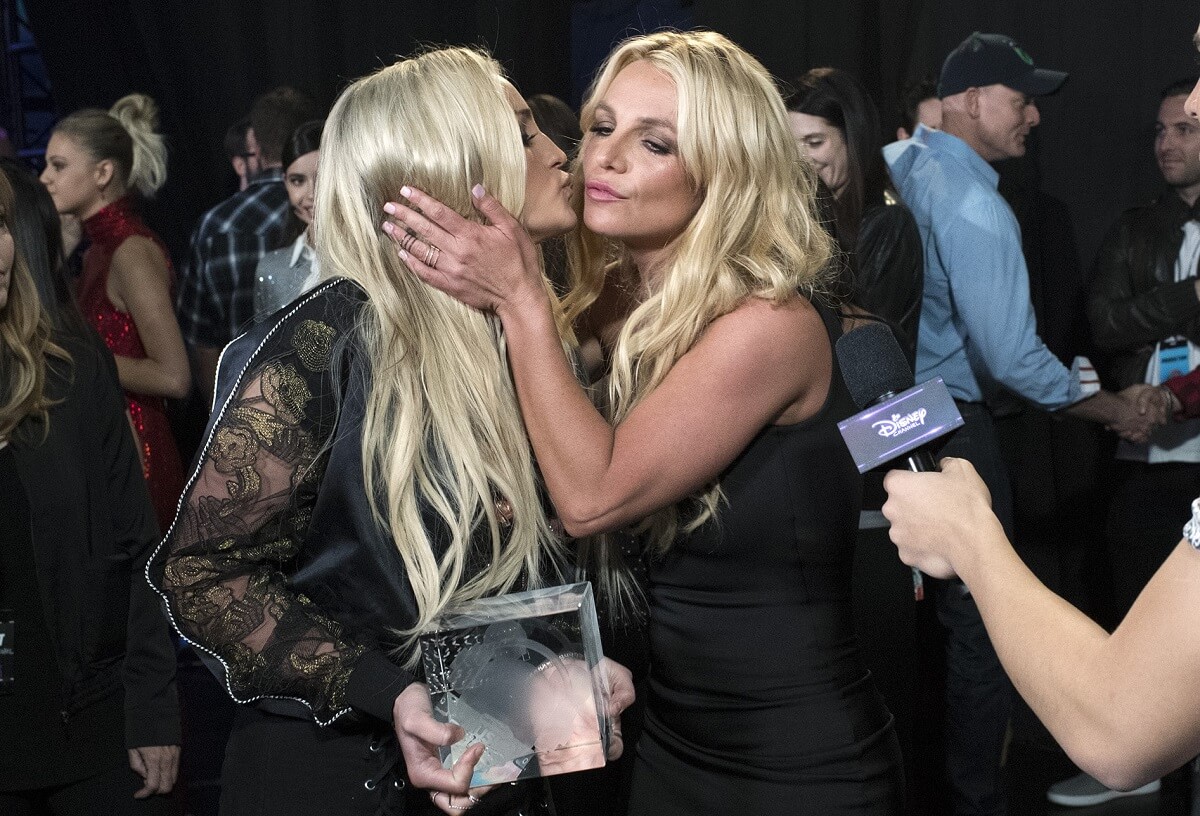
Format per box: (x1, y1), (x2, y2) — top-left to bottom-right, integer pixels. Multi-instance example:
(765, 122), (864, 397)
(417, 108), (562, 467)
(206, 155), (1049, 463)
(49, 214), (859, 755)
(929, 403), (1014, 816)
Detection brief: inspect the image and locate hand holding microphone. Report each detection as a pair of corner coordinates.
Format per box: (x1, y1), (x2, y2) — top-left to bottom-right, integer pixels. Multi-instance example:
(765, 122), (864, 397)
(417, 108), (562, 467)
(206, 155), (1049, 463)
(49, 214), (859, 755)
(836, 321), (974, 582)
(835, 321), (963, 474)
(881, 458), (998, 580)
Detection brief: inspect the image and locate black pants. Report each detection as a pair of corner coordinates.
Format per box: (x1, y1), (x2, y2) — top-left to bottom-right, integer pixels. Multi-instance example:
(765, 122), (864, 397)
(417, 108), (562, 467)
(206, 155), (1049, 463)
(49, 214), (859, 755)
(852, 520), (918, 811)
(1106, 460), (1200, 621)
(0, 758), (174, 816)
(219, 706), (412, 816)
(929, 403), (1014, 816)
(219, 707), (542, 816)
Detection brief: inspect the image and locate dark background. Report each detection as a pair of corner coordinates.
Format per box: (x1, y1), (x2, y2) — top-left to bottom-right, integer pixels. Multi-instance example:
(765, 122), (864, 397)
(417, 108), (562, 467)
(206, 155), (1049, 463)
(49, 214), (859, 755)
(15, 0), (1200, 276)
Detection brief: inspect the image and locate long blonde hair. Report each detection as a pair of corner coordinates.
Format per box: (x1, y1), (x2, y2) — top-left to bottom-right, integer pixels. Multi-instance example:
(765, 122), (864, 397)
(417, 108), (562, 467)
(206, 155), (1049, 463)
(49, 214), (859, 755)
(568, 31), (836, 555)
(314, 48), (566, 656)
(0, 172), (69, 442)
(54, 93), (167, 198)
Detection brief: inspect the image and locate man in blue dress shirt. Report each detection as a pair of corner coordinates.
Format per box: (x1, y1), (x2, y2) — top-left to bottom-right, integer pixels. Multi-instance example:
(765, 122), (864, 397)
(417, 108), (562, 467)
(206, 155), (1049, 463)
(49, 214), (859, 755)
(885, 32), (1151, 816)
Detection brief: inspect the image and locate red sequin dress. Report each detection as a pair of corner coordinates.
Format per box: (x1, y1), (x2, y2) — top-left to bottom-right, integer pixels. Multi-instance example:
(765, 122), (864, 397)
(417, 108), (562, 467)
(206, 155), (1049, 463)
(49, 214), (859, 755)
(78, 197), (184, 531)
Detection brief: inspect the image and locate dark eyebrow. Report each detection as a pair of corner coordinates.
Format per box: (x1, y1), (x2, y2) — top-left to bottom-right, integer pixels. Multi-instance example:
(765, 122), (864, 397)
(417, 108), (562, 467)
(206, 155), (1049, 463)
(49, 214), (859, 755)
(593, 102), (676, 132)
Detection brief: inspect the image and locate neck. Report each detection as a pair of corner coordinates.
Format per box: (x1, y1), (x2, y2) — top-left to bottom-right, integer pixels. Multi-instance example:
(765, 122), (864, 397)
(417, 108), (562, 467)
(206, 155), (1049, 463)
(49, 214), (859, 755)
(79, 188), (127, 221)
(1176, 183), (1200, 208)
(942, 117), (1002, 164)
(627, 246), (670, 294)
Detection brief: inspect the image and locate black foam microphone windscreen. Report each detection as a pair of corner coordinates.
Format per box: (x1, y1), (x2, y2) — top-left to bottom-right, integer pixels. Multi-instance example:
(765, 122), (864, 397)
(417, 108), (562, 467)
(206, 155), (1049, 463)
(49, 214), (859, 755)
(835, 321), (914, 410)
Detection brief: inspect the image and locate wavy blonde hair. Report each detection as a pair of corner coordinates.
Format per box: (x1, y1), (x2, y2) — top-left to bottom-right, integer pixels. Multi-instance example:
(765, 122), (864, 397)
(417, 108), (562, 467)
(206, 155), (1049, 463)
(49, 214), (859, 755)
(55, 92), (167, 198)
(313, 48), (567, 657)
(0, 172), (69, 442)
(567, 30), (836, 556)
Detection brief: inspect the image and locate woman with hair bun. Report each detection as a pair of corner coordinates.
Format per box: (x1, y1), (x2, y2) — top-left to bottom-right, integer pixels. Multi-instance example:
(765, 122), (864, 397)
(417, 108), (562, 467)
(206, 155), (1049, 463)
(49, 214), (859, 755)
(41, 93), (188, 530)
(387, 29), (903, 815)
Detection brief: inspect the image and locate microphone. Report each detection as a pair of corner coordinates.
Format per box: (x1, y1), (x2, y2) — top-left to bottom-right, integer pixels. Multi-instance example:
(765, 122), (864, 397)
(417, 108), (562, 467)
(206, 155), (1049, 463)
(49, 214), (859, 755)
(835, 321), (963, 474)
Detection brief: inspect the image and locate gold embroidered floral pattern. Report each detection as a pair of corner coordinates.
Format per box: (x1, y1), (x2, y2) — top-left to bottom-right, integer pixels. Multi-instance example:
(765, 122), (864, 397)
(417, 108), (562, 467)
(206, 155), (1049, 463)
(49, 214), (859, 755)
(211, 426), (257, 471)
(152, 291), (370, 723)
(293, 319), (336, 372)
(261, 361), (310, 425)
(163, 555), (217, 589)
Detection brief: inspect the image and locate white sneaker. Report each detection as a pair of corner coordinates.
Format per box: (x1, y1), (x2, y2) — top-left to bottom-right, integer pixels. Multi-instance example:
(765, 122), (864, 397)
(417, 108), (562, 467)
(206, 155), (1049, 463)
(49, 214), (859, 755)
(1046, 771), (1161, 807)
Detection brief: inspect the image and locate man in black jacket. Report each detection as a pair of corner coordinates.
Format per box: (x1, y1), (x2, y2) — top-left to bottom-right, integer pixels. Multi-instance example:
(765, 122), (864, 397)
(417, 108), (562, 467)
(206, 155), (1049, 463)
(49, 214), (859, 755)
(1062, 76), (1200, 808)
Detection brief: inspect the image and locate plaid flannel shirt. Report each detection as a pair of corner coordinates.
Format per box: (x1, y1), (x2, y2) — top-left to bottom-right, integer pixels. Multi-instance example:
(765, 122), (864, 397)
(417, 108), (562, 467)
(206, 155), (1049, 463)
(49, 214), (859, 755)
(176, 170), (289, 349)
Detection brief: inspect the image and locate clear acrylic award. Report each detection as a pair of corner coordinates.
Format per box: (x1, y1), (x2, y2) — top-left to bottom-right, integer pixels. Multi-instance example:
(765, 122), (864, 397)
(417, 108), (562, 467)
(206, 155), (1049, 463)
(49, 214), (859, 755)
(418, 582), (611, 786)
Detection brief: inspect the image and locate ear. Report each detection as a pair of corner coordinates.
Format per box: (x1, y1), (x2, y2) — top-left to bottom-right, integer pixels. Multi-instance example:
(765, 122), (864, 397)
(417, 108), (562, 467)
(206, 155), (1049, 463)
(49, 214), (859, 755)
(897, 127), (911, 141)
(231, 156), (246, 177)
(94, 158), (116, 189)
(964, 88), (982, 119)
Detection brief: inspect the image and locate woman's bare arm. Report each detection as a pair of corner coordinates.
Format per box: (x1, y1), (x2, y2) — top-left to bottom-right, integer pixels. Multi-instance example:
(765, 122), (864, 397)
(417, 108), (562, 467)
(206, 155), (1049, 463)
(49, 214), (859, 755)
(883, 460), (1200, 789)
(108, 236), (191, 399)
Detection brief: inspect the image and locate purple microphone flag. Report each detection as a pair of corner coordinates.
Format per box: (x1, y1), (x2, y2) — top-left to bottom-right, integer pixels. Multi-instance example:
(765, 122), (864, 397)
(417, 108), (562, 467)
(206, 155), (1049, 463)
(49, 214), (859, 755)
(837, 377), (964, 474)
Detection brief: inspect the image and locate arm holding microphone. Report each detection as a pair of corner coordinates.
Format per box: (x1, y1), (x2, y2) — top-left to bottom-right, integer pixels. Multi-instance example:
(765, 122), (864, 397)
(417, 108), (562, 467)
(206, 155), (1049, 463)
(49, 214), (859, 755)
(882, 459), (1200, 791)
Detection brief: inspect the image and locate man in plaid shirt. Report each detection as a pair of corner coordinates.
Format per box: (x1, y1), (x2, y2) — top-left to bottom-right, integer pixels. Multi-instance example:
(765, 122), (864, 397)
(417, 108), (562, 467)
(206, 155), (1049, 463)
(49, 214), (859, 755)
(176, 87), (318, 401)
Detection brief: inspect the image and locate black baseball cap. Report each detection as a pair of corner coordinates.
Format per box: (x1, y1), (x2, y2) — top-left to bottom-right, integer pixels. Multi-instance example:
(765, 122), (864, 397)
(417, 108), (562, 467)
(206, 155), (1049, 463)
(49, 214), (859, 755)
(937, 32), (1067, 99)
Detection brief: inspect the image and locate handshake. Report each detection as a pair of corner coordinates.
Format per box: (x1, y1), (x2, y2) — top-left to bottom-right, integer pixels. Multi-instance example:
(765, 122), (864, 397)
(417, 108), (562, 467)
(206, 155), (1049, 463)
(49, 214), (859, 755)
(1109, 381), (1187, 443)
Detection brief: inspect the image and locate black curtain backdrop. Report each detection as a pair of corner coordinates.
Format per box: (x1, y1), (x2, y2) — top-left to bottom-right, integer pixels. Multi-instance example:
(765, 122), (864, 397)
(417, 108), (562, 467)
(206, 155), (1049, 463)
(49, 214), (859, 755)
(694, 0), (1199, 280)
(25, 0), (570, 263)
(24, 0), (1199, 276)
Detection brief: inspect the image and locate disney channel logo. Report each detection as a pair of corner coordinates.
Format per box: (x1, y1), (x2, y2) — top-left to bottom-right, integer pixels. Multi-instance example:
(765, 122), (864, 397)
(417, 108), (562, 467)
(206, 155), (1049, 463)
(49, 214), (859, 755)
(872, 407), (928, 438)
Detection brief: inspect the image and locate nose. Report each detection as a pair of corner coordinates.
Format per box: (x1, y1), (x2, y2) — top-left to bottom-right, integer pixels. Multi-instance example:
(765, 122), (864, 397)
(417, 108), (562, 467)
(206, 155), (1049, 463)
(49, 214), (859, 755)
(1187, 78), (1200, 121)
(38, 166), (50, 185)
(1025, 102), (1040, 128)
(547, 138), (567, 171)
(586, 134), (622, 174)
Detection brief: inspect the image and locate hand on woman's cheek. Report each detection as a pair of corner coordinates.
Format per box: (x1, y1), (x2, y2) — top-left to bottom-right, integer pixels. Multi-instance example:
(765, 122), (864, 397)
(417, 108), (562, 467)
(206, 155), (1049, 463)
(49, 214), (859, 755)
(380, 185), (544, 315)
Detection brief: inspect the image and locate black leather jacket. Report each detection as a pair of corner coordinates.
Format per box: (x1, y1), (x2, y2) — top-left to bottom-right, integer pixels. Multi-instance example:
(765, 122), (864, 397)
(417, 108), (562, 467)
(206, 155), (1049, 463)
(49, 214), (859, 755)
(854, 198), (924, 368)
(11, 334), (179, 748)
(153, 276), (555, 730)
(150, 279), (427, 725)
(1087, 191), (1200, 389)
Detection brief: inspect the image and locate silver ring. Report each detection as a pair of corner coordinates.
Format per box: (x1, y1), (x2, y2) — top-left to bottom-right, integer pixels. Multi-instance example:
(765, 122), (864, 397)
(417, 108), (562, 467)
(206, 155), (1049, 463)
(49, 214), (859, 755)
(468, 794), (482, 804)
(400, 232), (419, 254)
(424, 243), (441, 269)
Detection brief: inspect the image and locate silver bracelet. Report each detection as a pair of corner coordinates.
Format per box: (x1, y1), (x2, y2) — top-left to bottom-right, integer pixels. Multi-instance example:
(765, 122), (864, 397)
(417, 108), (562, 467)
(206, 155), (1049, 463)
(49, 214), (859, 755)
(536, 652), (585, 673)
(1184, 498), (1200, 550)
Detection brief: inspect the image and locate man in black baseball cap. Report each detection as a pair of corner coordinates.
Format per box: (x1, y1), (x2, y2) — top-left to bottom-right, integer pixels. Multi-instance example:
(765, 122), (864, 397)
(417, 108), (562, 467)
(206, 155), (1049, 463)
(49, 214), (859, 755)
(885, 29), (1149, 816)
(936, 31), (1067, 162)
(938, 31), (1067, 99)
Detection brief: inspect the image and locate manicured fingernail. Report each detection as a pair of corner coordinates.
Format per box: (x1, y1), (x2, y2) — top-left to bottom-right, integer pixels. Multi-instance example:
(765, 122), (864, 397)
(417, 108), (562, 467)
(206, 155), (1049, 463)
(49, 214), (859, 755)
(472, 184), (485, 199)
(400, 186), (412, 199)
(381, 220), (394, 234)
(383, 202), (396, 215)
(398, 248), (408, 260)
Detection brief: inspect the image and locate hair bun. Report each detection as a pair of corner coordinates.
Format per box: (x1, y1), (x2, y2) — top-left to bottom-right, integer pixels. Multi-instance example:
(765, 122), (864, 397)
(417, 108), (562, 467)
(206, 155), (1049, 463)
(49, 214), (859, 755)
(109, 93), (167, 197)
(109, 93), (160, 135)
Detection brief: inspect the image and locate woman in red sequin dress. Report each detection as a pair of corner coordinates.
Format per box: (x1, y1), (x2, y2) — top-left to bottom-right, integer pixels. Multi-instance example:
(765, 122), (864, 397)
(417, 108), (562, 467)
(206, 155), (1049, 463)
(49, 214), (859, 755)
(41, 94), (189, 530)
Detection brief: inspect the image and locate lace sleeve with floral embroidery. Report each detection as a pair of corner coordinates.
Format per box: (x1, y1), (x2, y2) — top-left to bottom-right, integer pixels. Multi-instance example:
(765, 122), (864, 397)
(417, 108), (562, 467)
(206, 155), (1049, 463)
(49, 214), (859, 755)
(154, 316), (366, 723)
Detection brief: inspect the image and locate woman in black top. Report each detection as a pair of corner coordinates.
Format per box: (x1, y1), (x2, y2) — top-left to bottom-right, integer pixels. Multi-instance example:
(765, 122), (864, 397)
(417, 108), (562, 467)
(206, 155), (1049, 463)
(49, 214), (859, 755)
(787, 68), (926, 804)
(149, 48), (632, 816)
(787, 67), (923, 364)
(384, 30), (903, 815)
(0, 159), (179, 813)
